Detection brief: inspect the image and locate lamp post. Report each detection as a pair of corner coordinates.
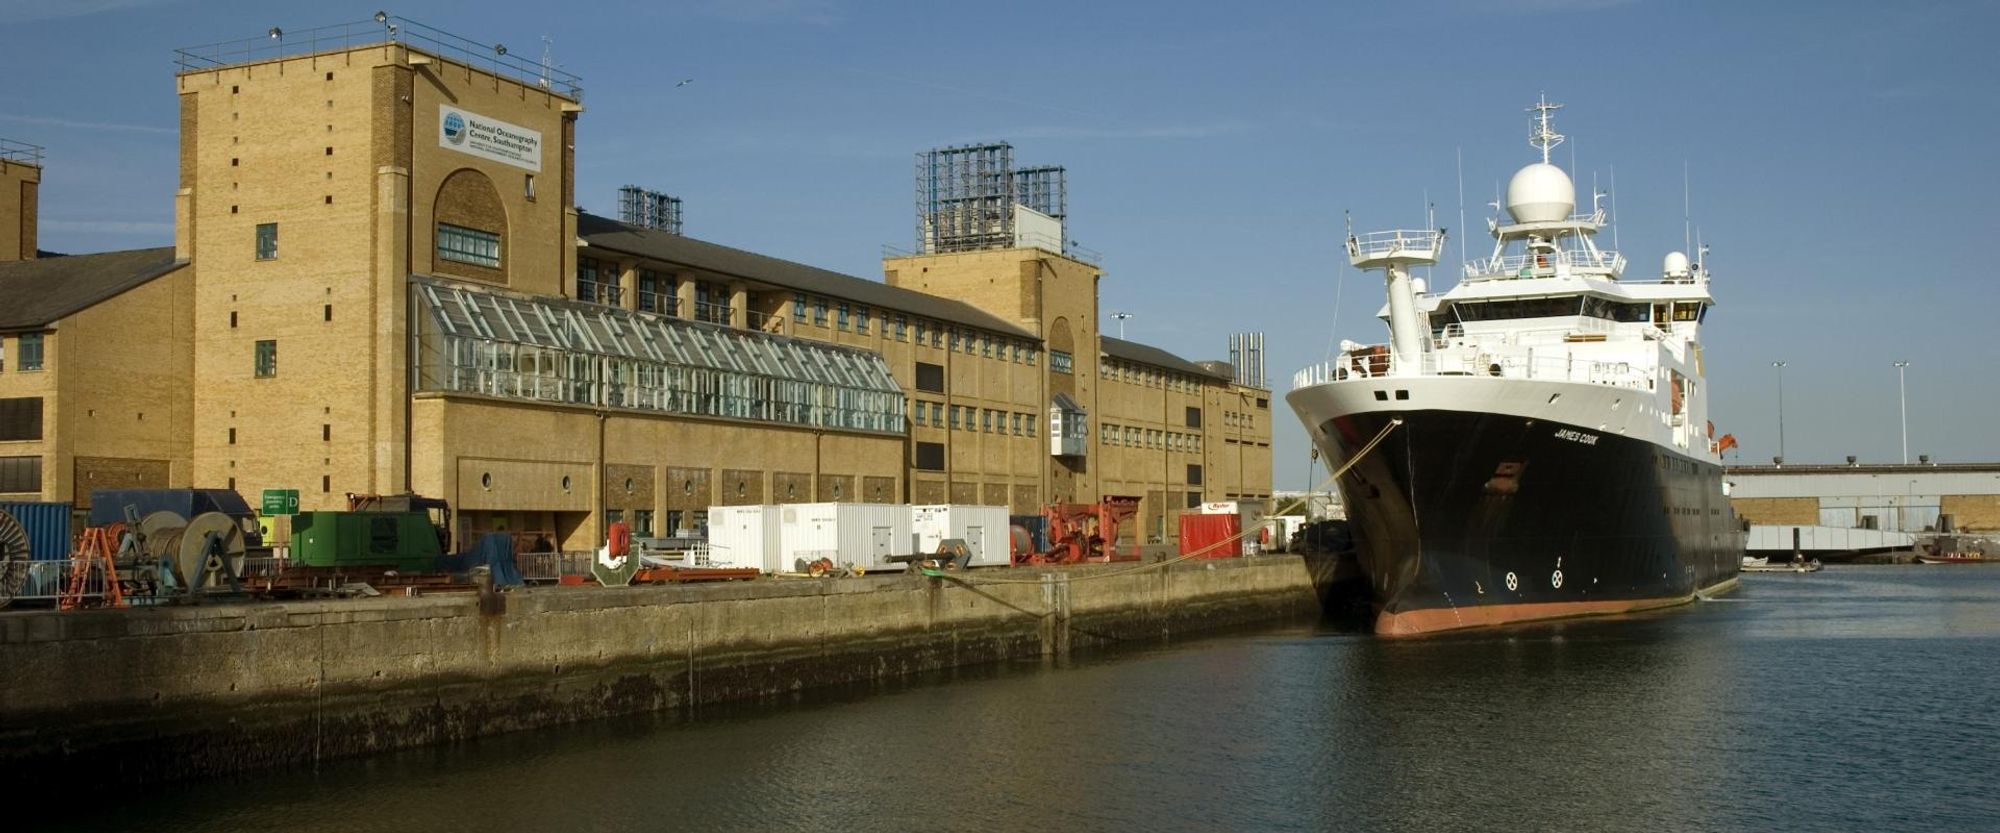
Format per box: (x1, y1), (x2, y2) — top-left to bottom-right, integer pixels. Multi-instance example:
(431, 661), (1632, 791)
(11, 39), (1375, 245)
(1110, 312), (1133, 339)
(1772, 360), (1787, 462)
(1894, 361), (1910, 465)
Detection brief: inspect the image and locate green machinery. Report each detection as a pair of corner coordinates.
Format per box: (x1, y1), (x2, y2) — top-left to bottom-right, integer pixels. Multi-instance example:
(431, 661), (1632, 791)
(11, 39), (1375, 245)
(291, 511), (444, 572)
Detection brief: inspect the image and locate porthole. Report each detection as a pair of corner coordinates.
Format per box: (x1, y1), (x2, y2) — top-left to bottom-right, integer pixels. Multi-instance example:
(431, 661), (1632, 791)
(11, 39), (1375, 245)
(736, 482), (747, 497)
(561, 475), (572, 491)
(624, 478), (635, 493)
(481, 473), (493, 489)
(683, 479), (694, 495)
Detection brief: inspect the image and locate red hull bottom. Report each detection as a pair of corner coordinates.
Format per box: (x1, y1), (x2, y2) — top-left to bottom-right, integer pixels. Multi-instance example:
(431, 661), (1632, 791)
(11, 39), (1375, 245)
(1374, 579), (1739, 637)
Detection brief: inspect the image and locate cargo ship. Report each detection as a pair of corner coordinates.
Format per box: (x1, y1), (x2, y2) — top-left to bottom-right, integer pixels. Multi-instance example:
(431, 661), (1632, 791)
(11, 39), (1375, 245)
(1287, 99), (1742, 635)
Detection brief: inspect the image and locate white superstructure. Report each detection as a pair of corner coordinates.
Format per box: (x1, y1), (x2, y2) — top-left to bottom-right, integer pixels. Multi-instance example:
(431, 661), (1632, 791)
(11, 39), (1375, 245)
(1292, 98), (1724, 460)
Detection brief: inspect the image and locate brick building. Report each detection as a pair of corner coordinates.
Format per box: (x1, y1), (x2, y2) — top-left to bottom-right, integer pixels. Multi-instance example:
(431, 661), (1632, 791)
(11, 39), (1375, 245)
(0, 17), (1271, 550)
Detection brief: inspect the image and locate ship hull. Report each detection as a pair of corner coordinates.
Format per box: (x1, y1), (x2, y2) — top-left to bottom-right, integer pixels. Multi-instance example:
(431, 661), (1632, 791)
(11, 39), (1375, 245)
(1295, 394), (1742, 636)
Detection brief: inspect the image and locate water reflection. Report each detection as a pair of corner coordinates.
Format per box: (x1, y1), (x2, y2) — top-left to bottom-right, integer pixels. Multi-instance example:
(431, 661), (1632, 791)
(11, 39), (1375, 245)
(48, 567), (2000, 833)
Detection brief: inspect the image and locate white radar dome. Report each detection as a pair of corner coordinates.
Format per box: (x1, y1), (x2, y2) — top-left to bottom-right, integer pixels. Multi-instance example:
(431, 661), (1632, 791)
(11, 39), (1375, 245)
(1663, 251), (1691, 278)
(1505, 162), (1575, 224)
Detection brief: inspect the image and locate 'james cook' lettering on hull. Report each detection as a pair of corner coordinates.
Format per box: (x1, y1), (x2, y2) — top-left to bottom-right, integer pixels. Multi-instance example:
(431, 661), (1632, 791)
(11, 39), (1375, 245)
(1554, 428), (1600, 446)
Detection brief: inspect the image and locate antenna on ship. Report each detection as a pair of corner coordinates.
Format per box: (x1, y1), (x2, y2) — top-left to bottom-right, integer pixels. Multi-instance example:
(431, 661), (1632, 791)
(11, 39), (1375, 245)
(1683, 160), (1693, 257)
(1528, 95), (1565, 164)
(1456, 147), (1468, 272)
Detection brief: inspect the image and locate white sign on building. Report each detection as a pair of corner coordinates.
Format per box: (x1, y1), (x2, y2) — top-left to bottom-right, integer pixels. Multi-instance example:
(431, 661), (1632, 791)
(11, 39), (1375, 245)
(438, 105), (542, 172)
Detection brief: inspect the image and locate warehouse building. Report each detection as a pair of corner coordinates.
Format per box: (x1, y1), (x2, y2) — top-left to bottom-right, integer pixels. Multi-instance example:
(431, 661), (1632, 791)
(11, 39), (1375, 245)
(1728, 462), (2000, 533)
(0, 17), (1271, 550)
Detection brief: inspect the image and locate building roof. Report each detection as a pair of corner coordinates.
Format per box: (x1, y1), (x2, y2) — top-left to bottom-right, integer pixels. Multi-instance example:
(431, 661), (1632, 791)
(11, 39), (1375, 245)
(0, 247), (185, 330)
(1100, 335), (1234, 382)
(576, 214), (1036, 340)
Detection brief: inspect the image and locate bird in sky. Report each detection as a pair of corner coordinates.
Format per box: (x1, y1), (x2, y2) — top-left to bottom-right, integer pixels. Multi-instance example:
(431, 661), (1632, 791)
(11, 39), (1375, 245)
(676, 78), (695, 87)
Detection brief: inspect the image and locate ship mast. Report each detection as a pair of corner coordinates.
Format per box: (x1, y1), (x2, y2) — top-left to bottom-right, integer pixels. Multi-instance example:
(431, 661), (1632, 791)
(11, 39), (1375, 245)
(1346, 222), (1446, 376)
(1528, 95), (1564, 164)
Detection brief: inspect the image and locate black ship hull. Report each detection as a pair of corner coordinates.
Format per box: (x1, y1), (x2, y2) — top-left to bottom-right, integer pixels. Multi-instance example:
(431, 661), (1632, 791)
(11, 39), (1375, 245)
(1314, 408), (1743, 635)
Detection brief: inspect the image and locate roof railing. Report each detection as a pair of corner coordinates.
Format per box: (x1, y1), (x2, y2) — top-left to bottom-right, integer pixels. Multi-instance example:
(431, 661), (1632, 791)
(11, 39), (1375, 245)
(174, 15), (582, 100)
(0, 138), (44, 166)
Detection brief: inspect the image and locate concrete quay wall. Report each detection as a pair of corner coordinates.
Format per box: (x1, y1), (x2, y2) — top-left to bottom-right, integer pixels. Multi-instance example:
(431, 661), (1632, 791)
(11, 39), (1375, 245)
(0, 555), (1326, 784)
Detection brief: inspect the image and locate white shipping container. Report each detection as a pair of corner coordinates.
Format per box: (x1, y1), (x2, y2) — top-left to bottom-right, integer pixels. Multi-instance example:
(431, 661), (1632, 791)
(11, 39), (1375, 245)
(1201, 501), (1271, 555)
(779, 503), (912, 573)
(909, 504), (1012, 567)
(706, 505), (781, 571)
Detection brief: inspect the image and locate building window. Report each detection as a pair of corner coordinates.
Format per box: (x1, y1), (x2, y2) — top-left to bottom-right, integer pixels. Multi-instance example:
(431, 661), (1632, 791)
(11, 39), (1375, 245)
(894, 315), (907, 341)
(0, 455), (41, 493)
(1049, 350), (1073, 374)
(930, 402), (942, 425)
(695, 281), (730, 324)
(255, 223), (278, 260)
(437, 223), (501, 268)
(931, 325), (944, 348)
(837, 303), (850, 330)
(1186, 406), (1203, 428)
(254, 339), (277, 378)
(1187, 464), (1204, 486)
(793, 292), (808, 322)
(576, 258), (622, 306)
(914, 320), (927, 343)
(856, 306), (871, 335)
(914, 441), (946, 471)
(949, 405), (961, 429)
(980, 409), (992, 432)
(18, 334), (44, 372)
(0, 398), (43, 441)
(633, 509), (655, 537)
(813, 297), (827, 326)
(914, 362), (945, 394)
(912, 401), (926, 426)
(639, 270), (676, 315)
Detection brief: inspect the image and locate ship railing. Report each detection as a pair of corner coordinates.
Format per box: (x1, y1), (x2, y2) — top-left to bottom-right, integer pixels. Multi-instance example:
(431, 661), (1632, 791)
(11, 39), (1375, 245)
(1346, 229), (1445, 261)
(1294, 349), (1656, 391)
(1466, 250), (1625, 279)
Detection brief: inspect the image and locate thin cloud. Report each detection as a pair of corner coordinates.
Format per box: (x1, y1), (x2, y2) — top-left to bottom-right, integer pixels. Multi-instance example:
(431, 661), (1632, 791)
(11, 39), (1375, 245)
(940, 121), (1256, 145)
(40, 220), (174, 236)
(835, 67), (1105, 121)
(1473, 0), (1639, 12)
(0, 0), (175, 24)
(0, 113), (175, 136)
(691, 0), (841, 26)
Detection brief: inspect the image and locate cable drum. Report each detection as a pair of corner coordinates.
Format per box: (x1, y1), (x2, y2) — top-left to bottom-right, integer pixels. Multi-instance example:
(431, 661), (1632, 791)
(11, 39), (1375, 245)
(0, 509), (30, 608)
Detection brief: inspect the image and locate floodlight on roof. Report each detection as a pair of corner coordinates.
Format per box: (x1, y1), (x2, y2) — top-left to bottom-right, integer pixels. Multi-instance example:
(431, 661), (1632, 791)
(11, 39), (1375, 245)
(494, 43), (507, 56)
(268, 27), (282, 39)
(374, 10), (388, 23)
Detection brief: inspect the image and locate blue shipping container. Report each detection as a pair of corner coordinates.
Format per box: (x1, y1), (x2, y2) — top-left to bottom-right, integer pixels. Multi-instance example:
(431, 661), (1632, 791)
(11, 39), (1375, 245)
(0, 501), (74, 561)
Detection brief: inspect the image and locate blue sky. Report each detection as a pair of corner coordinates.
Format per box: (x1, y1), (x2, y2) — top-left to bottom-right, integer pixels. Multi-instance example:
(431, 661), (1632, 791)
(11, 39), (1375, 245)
(3, 0), (1995, 480)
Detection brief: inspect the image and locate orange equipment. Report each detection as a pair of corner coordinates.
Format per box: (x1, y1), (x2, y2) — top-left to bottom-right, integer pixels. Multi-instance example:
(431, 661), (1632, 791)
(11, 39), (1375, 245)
(59, 526), (126, 611)
(1016, 495), (1142, 566)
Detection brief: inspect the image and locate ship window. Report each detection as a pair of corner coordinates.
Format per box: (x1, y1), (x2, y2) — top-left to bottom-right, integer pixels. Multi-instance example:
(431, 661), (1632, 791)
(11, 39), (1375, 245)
(1394, 390), (1409, 401)
(1454, 296), (1583, 321)
(1673, 302), (1701, 322)
(1373, 390), (1388, 401)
